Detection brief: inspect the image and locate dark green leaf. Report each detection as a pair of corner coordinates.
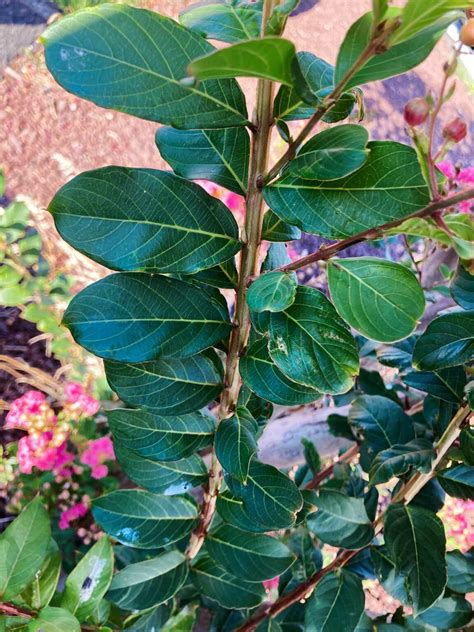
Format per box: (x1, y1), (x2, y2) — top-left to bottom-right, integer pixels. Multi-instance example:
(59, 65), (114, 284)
(240, 339), (321, 406)
(418, 595), (472, 629)
(328, 257), (425, 343)
(404, 367), (466, 403)
(412, 311), (474, 370)
(392, 1), (470, 45)
(215, 407), (258, 482)
(451, 263), (474, 310)
(190, 555), (266, 609)
(206, 525), (295, 581)
(302, 438), (321, 475)
(107, 408), (215, 461)
(27, 607), (80, 632)
(261, 211), (301, 242)
(247, 271), (297, 313)
(20, 540), (61, 610)
(185, 258), (238, 289)
(49, 168), (240, 274)
(335, 11), (455, 88)
(307, 490), (374, 549)
(369, 438), (435, 485)
(264, 141), (430, 238)
(216, 492), (271, 533)
(92, 490), (197, 548)
(114, 442), (207, 494)
(161, 606), (197, 632)
(0, 498), (50, 600)
(228, 460), (303, 530)
(156, 127), (249, 195)
(180, 1), (261, 43)
(349, 395), (414, 460)
(305, 570), (365, 632)
(189, 37), (296, 84)
(105, 353), (222, 416)
(460, 427), (474, 465)
(446, 549), (474, 593)
(384, 504), (446, 614)
(42, 4), (247, 128)
(64, 272), (231, 363)
(267, 286), (359, 394)
(265, 0), (300, 35)
(60, 536), (113, 622)
(107, 551), (187, 610)
(286, 125), (369, 180)
(371, 546), (409, 605)
(437, 465), (474, 500)
(126, 604), (173, 632)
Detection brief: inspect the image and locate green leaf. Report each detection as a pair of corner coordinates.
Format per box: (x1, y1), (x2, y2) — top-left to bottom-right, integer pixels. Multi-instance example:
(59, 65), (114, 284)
(307, 490), (374, 549)
(274, 51), (355, 123)
(305, 570), (365, 632)
(240, 339), (321, 406)
(161, 606), (197, 632)
(27, 607), (80, 632)
(392, 1), (471, 45)
(0, 285), (31, 307)
(42, 4), (247, 128)
(0, 264), (22, 288)
(107, 551), (187, 610)
(156, 127), (249, 195)
(460, 427), (474, 465)
(190, 555), (266, 609)
(371, 546), (409, 605)
(20, 540), (61, 610)
(412, 311), (474, 371)
(247, 271), (297, 313)
(266, 285), (359, 394)
(206, 525), (295, 582)
(228, 460), (303, 530)
(107, 408), (215, 461)
(189, 37), (296, 84)
(446, 213), (474, 260)
(215, 407), (258, 483)
(451, 264), (474, 310)
(286, 125), (369, 181)
(261, 210), (301, 242)
(404, 367), (466, 403)
(437, 465), (474, 500)
(418, 595), (473, 629)
(92, 490), (197, 548)
(369, 438), (435, 486)
(114, 442), (207, 494)
(64, 273), (231, 363)
(104, 353), (222, 415)
(335, 11), (456, 89)
(185, 258), (238, 289)
(49, 168), (240, 274)
(264, 141), (430, 238)
(126, 604), (173, 632)
(349, 395), (414, 460)
(216, 492), (271, 533)
(0, 498), (50, 600)
(60, 536), (113, 622)
(328, 257), (425, 343)
(446, 549), (474, 593)
(180, 1), (261, 43)
(384, 504), (446, 614)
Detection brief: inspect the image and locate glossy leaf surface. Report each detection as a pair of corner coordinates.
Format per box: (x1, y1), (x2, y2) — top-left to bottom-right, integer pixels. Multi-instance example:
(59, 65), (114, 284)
(247, 271), (297, 313)
(180, 1), (261, 42)
(412, 311), (474, 370)
(215, 408), (258, 482)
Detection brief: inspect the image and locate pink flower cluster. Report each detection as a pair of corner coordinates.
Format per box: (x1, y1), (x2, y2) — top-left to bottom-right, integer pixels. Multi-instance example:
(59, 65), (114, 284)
(438, 161), (474, 213)
(17, 434), (74, 476)
(196, 180), (245, 221)
(80, 436), (115, 479)
(441, 497), (474, 552)
(5, 390), (51, 431)
(59, 500), (89, 530)
(64, 382), (101, 418)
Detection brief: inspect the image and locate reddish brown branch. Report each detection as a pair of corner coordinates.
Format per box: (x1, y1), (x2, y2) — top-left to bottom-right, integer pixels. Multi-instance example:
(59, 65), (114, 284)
(304, 443), (360, 490)
(0, 602), (34, 618)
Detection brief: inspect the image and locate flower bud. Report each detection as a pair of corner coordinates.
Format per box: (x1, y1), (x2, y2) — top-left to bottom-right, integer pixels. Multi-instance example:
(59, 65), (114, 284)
(404, 98), (429, 126)
(443, 117), (467, 143)
(460, 19), (474, 47)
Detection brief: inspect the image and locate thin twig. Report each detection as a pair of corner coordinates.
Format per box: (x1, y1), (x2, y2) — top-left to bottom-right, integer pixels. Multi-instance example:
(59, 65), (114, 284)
(304, 443), (359, 490)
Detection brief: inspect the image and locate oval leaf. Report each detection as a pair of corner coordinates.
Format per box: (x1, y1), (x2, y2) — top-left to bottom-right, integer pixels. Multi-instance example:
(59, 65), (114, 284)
(216, 492), (271, 534)
(261, 210), (301, 242)
(107, 551), (187, 610)
(437, 465), (474, 500)
(64, 273), (231, 363)
(215, 407), (258, 483)
(247, 271), (297, 313)
(20, 540), (61, 610)
(107, 408), (215, 461)
(369, 438), (435, 486)
(49, 168), (240, 274)
(42, 4), (247, 128)
(206, 525), (295, 582)
(180, 1), (261, 43)
(92, 490), (197, 548)
(264, 141), (431, 238)
(328, 257), (425, 342)
(267, 285), (359, 394)
(404, 367), (466, 403)
(104, 353), (222, 415)
(28, 607), (80, 632)
(451, 263), (474, 310)
(412, 311), (474, 370)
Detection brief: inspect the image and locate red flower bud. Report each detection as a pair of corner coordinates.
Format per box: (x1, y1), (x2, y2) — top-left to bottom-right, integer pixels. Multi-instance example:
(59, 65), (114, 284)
(443, 117), (468, 143)
(404, 98), (429, 127)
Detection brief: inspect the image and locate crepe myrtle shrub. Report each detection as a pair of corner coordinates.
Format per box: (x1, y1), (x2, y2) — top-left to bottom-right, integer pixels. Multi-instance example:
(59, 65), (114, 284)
(2, 0), (474, 630)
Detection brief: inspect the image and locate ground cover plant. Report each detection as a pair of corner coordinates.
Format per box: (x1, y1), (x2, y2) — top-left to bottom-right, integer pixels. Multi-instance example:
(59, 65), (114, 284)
(1, 0), (474, 630)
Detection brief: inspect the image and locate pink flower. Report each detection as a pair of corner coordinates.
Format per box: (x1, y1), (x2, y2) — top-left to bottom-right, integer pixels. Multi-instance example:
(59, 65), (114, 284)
(64, 382), (100, 417)
(59, 501), (89, 530)
(5, 391), (46, 430)
(17, 434), (74, 475)
(80, 436), (115, 479)
(263, 576), (280, 592)
(456, 167), (474, 185)
(437, 160), (456, 180)
(436, 161), (474, 214)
